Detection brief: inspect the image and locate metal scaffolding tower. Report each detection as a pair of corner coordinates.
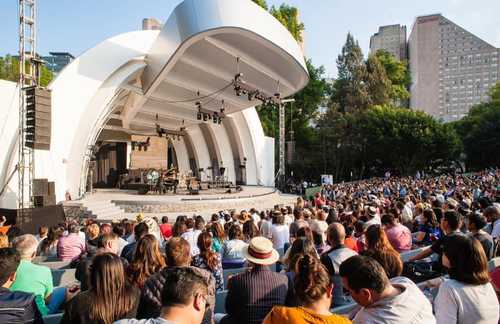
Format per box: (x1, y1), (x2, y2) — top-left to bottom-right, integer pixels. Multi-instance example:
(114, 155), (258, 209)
(18, 0), (38, 209)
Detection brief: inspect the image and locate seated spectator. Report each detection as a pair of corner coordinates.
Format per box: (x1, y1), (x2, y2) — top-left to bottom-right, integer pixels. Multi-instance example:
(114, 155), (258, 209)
(339, 255), (435, 323)
(0, 233), (8, 248)
(159, 216), (173, 240)
(35, 226), (48, 242)
(75, 233), (125, 291)
(57, 223), (86, 261)
(113, 223), (129, 255)
(138, 237), (215, 324)
(320, 223), (358, 307)
(361, 225), (403, 278)
(221, 224), (248, 260)
(434, 235), (499, 323)
(271, 212), (289, 250)
(242, 220), (259, 243)
(210, 222), (225, 254)
(62, 253), (140, 324)
(468, 213), (494, 260)
(121, 222), (149, 263)
(414, 209), (441, 245)
(410, 211), (464, 273)
(37, 226), (63, 258)
(191, 232), (224, 292)
(343, 223), (358, 252)
(259, 212), (272, 239)
(173, 221), (188, 238)
(85, 223), (100, 257)
(0, 247), (42, 324)
(127, 234), (166, 289)
(181, 218), (202, 256)
(310, 209), (329, 244)
(381, 213), (412, 252)
(11, 234), (70, 315)
(116, 267), (209, 324)
(264, 254), (351, 324)
(222, 237), (288, 324)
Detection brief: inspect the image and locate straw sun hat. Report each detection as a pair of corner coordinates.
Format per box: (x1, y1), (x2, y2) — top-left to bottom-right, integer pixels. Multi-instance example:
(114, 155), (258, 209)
(242, 237), (279, 266)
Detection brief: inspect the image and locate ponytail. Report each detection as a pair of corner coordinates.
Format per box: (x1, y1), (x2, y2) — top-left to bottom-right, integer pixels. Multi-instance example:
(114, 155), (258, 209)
(294, 253), (331, 305)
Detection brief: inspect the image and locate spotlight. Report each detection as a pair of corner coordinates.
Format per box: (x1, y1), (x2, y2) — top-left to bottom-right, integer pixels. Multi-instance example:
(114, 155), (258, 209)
(203, 113), (208, 121)
(213, 114), (218, 124)
(197, 112), (202, 120)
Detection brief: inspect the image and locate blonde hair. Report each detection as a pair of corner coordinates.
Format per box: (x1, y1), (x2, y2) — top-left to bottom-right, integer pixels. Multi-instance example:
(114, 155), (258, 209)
(0, 234), (8, 248)
(12, 234), (38, 259)
(87, 223), (100, 239)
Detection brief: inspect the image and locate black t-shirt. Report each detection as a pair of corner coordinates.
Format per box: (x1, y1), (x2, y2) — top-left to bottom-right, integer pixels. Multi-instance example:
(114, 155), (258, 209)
(430, 231), (465, 272)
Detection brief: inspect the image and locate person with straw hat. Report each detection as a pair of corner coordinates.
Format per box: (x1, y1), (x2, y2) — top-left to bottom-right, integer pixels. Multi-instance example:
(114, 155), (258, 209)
(222, 237), (288, 324)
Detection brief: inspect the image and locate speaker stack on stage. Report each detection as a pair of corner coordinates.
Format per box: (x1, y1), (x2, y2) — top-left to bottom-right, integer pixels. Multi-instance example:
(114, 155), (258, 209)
(33, 179), (56, 207)
(25, 86), (51, 150)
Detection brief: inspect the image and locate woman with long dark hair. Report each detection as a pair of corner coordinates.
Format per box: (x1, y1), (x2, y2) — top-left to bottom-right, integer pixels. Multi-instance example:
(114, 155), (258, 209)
(263, 254), (350, 324)
(38, 226), (63, 258)
(62, 253), (140, 324)
(126, 234), (166, 288)
(361, 224), (403, 278)
(242, 220), (259, 243)
(210, 222), (225, 254)
(435, 235), (499, 323)
(415, 209), (441, 245)
(191, 232), (224, 291)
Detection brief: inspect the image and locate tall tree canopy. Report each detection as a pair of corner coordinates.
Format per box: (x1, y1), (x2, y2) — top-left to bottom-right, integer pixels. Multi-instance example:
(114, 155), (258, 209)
(251, 0), (268, 10)
(331, 33), (370, 113)
(365, 54), (391, 106)
(375, 49), (411, 104)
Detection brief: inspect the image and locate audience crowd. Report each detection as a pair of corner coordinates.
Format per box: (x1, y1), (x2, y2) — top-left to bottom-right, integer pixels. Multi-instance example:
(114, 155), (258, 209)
(0, 169), (499, 323)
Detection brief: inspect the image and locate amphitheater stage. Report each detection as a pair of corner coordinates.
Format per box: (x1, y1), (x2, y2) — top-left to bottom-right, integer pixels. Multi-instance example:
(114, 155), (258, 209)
(65, 186), (298, 221)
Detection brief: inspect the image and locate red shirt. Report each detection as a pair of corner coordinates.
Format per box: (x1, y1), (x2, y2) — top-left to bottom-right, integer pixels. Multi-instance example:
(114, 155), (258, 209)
(344, 237), (359, 252)
(160, 223), (172, 239)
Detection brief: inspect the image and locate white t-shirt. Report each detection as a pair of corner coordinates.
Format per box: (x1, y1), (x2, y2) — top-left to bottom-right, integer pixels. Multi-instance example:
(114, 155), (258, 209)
(491, 219), (500, 239)
(181, 229), (202, 256)
(434, 279), (499, 324)
(271, 224), (289, 250)
(260, 219), (272, 239)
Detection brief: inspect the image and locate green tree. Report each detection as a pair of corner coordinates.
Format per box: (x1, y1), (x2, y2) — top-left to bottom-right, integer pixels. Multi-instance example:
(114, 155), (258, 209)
(375, 49), (411, 104)
(489, 81), (500, 104)
(365, 54), (391, 106)
(0, 54), (53, 87)
(251, 0), (268, 10)
(331, 33), (370, 113)
(269, 4), (305, 42)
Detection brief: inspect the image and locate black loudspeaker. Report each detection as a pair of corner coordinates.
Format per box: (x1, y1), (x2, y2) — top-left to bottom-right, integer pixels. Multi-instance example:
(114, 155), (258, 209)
(25, 86), (51, 150)
(189, 189), (199, 195)
(138, 187), (149, 195)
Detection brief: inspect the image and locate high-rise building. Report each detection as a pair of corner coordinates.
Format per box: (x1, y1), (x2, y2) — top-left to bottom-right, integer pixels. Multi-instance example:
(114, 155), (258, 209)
(142, 18), (162, 30)
(43, 52), (74, 74)
(409, 14), (500, 122)
(369, 24), (407, 60)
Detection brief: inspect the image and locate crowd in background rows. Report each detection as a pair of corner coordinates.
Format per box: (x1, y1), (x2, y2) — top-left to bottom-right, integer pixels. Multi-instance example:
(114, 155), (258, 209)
(0, 169), (499, 323)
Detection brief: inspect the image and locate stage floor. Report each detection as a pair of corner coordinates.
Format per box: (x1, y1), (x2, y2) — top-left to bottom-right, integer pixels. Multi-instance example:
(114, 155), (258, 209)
(73, 186), (298, 220)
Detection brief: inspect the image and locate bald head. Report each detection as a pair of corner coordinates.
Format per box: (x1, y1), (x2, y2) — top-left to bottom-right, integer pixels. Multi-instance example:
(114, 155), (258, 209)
(327, 222), (346, 247)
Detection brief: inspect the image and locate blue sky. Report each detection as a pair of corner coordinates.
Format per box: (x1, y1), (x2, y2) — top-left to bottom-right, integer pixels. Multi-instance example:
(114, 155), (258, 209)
(1, 0), (499, 77)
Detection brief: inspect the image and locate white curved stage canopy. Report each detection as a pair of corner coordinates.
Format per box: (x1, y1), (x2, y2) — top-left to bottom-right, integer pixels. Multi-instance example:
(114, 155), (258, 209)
(0, 0), (309, 208)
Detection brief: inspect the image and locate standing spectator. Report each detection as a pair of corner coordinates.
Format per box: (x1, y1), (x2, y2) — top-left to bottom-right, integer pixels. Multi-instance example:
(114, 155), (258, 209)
(259, 212), (273, 239)
(414, 209), (441, 245)
(221, 224), (248, 260)
(38, 226), (63, 258)
(159, 216), (173, 240)
(320, 223), (358, 307)
(62, 253), (140, 324)
(210, 222), (225, 254)
(222, 237), (288, 324)
(468, 213), (494, 260)
(434, 235), (499, 324)
(0, 247), (42, 324)
(362, 225), (403, 278)
(121, 222), (149, 263)
(339, 255), (436, 323)
(270, 212), (289, 250)
(127, 234), (166, 289)
(137, 237), (215, 324)
(264, 254), (351, 324)
(381, 213), (412, 252)
(116, 268), (209, 324)
(57, 224), (86, 261)
(192, 232), (224, 292)
(11, 234), (70, 315)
